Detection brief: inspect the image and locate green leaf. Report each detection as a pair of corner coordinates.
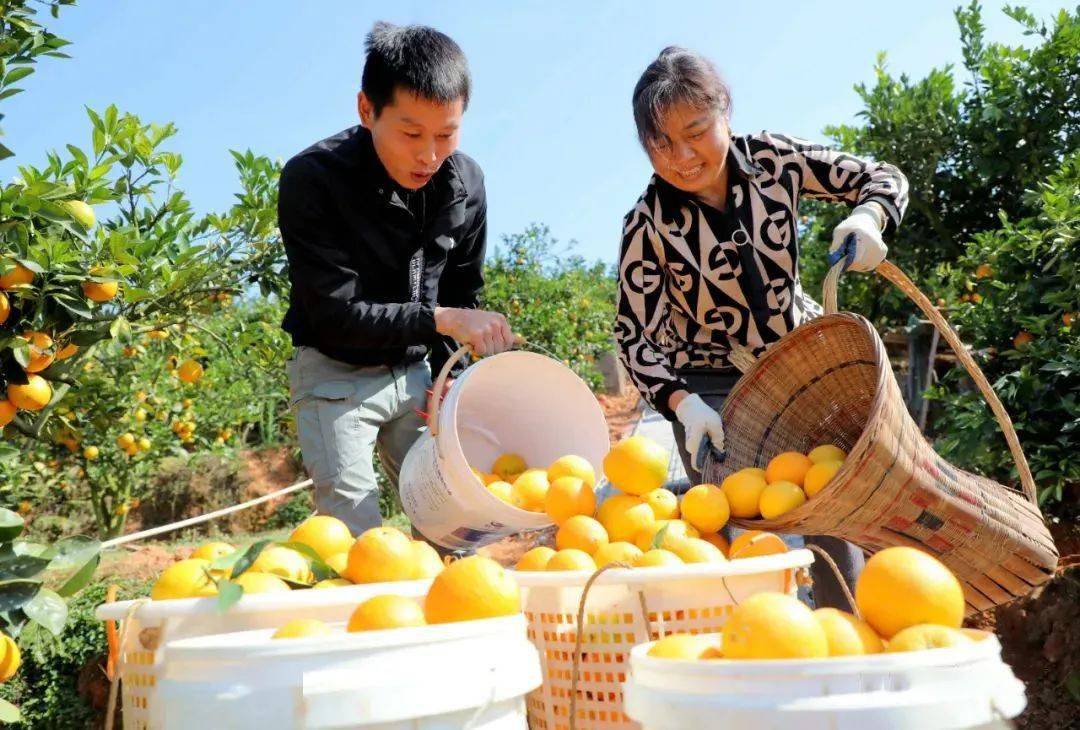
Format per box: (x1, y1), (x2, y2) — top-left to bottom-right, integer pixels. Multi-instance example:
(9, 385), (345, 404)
(0, 142), (13, 161)
(0, 544), (51, 580)
(0, 697), (20, 723)
(277, 541), (331, 582)
(57, 554), (100, 598)
(109, 316), (131, 339)
(47, 535), (101, 572)
(228, 540), (271, 579)
(0, 509), (25, 542)
(215, 579), (243, 613)
(0, 580), (40, 612)
(650, 523), (671, 551)
(23, 588), (67, 635)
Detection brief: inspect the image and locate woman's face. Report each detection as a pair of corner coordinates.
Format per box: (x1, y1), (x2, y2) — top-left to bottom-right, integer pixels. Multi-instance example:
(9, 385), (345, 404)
(647, 102), (730, 196)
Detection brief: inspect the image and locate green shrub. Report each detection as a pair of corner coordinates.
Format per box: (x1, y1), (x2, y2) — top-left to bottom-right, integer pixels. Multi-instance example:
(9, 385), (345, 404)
(927, 154), (1079, 520)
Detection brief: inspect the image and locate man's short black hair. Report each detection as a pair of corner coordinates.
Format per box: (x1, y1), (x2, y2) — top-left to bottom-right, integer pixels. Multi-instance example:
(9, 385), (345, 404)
(362, 22), (471, 115)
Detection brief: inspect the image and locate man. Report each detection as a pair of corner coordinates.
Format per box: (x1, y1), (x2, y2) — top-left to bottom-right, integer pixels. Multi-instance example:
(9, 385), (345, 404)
(279, 22), (515, 537)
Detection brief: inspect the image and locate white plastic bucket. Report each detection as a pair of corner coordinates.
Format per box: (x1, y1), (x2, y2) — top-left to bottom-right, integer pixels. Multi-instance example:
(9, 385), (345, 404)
(623, 633), (1026, 730)
(513, 549), (814, 729)
(96, 580), (432, 730)
(153, 613), (542, 729)
(399, 347), (609, 549)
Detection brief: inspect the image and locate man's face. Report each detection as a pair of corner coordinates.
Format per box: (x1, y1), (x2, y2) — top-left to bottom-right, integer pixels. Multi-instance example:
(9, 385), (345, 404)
(358, 89), (464, 190)
(646, 102), (730, 196)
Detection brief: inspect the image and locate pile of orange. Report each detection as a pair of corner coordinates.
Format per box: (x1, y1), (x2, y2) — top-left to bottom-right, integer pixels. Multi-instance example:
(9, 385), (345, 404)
(509, 435), (791, 572)
(720, 444), (847, 522)
(647, 545), (976, 660)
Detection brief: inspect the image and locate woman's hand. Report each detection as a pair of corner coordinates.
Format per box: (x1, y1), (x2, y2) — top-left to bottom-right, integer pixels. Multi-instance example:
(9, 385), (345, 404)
(831, 203), (888, 272)
(674, 393), (725, 460)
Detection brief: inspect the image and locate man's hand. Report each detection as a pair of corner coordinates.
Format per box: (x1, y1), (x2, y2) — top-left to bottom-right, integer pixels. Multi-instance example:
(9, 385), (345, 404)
(434, 307), (515, 357)
(674, 393), (725, 460)
(830, 203), (888, 272)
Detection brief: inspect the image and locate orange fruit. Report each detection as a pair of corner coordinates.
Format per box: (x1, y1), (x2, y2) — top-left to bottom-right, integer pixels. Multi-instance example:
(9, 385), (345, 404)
(0, 634), (21, 682)
(233, 572), (291, 594)
(721, 468), (768, 518)
(555, 515), (608, 554)
(486, 480), (513, 504)
(21, 331), (54, 373)
(348, 595), (426, 632)
(634, 519), (699, 551)
(669, 537), (726, 563)
(151, 558), (218, 600)
(55, 342), (78, 360)
(1064, 312), (1076, 327)
(592, 541), (643, 568)
(515, 546), (556, 571)
(700, 531), (730, 557)
(807, 444), (846, 464)
(634, 549), (684, 568)
(0, 292), (8, 324)
(0, 262), (34, 289)
(603, 435), (668, 495)
(117, 432), (136, 449)
(886, 624), (972, 653)
(1012, 331), (1034, 349)
(722, 592), (828, 659)
(647, 633), (723, 660)
(410, 540), (445, 579)
(0, 400), (15, 428)
(252, 546), (313, 584)
(326, 551), (349, 576)
(960, 628), (992, 642)
(81, 278), (119, 302)
(545, 476), (596, 524)
(423, 555), (520, 624)
(758, 481), (806, 519)
(855, 547), (964, 638)
(813, 608), (883, 656)
(177, 359), (204, 383)
(597, 493), (655, 543)
(804, 460), (843, 498)
(510, 469), (549, 511)
(192, 542), (235, 561)
(272, 618), (331, 639)
(289, 515), (354, 559)
(642, 488), (680, 520)
(546, 548), (597, 571)
(974, 263), (993, 279)
(728, 531), (788, 559)
(312, 578), (352, 589)
(765, 452), (813, 486)
(82, 445), (100, 460)
(346, 527), (418, 583)
(680, 483), (730, 533)
(62, 199), (96, 228)
(547, 454), (596, 488)
(8, 374), (52, 411)
(491, 453), (527, 481)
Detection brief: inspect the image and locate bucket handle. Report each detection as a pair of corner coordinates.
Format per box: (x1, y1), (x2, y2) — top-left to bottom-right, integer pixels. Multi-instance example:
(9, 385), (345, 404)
(822, 236), (1037, 504)
(428, 335), (538, 451)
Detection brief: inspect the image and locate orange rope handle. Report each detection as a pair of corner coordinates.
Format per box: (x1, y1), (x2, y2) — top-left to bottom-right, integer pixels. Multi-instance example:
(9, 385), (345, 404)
(823, 259), (1037, 503)
(105, 584), (119, 681)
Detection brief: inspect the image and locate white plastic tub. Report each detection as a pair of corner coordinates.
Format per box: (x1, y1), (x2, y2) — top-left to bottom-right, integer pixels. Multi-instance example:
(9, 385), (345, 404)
(96, 580), (432, 729)
(399, 349), (609, 550)
(154, 613), (542, 729)
(513, 549), (814, 729)
(623, 633), (1025, 729)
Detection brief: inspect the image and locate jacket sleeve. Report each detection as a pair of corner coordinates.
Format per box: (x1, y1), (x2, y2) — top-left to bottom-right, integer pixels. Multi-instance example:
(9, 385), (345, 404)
(615, 204), (687, 422)
(429, 182), (487, 379)
(278, 157), (439, 348)
(758, 132), (910, 232)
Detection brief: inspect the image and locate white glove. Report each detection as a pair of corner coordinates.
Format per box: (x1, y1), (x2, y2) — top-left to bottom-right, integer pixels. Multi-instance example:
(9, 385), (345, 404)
(830, 203), (888, 272)
(675, 393), (725, 461)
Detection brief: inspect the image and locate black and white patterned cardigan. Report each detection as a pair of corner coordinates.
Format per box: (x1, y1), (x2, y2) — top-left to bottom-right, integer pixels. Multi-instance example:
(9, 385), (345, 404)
(616, 131), (909, 420)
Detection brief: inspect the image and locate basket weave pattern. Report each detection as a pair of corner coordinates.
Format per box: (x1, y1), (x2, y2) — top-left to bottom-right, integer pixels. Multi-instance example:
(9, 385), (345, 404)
(706, 312), (1058, 612)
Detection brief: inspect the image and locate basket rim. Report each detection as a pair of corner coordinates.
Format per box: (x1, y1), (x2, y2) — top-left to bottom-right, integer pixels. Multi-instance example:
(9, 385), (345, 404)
(510, 548), (813, 587)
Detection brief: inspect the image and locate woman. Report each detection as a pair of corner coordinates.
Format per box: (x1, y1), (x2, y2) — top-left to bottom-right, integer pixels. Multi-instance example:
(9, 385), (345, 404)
(616, 47), (909, 609)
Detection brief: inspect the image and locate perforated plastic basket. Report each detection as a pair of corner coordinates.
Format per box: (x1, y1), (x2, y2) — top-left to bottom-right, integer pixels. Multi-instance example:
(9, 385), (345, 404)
(512, 549), (813, 729)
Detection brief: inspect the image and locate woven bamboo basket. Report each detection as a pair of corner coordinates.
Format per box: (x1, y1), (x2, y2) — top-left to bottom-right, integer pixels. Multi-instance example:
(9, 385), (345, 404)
(704, 259), (1059, 613)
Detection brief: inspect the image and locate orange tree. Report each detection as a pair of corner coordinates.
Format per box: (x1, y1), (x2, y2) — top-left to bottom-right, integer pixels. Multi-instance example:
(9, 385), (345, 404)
(481, 224), (616, 389)
(927, 155), (1079, 520)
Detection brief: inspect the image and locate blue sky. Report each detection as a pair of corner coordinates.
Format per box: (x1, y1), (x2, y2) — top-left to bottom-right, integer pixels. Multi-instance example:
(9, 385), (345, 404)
(5, 1), (1064, 264)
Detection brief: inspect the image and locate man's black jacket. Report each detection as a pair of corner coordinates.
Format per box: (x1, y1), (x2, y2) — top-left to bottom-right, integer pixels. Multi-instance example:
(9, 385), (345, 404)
(278, 125), (485, 377)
